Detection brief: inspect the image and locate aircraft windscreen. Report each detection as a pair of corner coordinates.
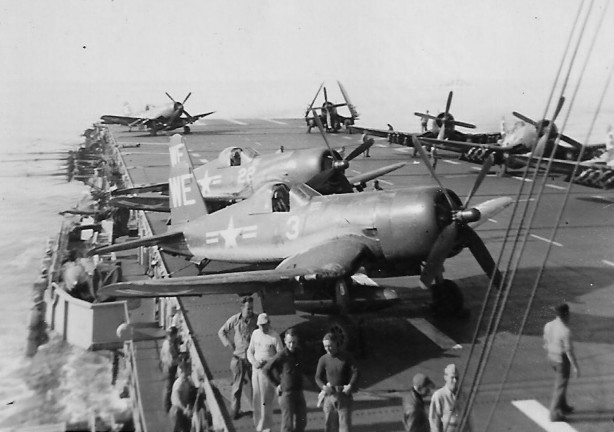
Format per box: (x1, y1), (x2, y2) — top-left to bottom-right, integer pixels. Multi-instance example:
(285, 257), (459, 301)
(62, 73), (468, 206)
(290, 183), (320, 207)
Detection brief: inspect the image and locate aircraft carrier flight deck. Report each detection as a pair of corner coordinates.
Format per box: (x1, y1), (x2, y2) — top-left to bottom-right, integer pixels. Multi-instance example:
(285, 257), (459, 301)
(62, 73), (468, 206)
(109, 118), (614, 432)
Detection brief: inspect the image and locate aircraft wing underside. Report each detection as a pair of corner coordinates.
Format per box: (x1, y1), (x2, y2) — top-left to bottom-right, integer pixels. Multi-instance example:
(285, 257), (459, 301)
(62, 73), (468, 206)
(99, 236), (370, 298)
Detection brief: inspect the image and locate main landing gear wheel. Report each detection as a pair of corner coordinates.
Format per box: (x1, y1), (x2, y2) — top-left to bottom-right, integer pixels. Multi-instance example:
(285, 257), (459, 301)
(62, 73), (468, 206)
(429, 279), (468, 319)
(183, 126), (191, 134)
(328, 315), (358, 352)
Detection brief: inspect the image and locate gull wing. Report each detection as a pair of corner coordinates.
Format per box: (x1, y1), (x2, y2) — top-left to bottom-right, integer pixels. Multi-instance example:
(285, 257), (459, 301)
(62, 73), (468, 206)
(98, 237), (369, 298)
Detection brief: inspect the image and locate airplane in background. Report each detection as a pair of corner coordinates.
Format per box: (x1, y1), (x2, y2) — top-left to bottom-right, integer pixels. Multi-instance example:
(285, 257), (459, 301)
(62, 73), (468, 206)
(510, 125), (614, 189)
(305, 81), (359, 133)
(91, 120), (513, 349)
(101, 92), (215, 136)
(350, 91), (480, 143)
(419, 96), (605, 175)
(109, 126), (405, 213)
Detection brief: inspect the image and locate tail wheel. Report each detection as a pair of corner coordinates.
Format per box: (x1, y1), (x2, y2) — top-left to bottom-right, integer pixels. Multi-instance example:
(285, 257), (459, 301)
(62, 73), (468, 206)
(328, 315), (357, 351)
(183, 126), (191, 134)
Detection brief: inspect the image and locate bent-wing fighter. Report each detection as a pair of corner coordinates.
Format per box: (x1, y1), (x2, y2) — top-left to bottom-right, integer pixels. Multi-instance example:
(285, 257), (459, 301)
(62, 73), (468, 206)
(93, 130), (513, 327)
(305, 81), (359, 133)
(101, 92), (215, 136)
(419, 97), (605, 174)
(109, 133), (405, 212)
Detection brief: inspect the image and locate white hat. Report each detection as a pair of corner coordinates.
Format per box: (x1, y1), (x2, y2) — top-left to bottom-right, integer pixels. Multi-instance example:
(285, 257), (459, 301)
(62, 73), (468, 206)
(257, 313), (270, 325)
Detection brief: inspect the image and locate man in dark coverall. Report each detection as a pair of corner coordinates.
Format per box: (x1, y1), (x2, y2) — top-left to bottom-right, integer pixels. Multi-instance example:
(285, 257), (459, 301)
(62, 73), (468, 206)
(402, 373), (435, 432)
(264, 328), (307, 432)
(315, 333), (359, 432)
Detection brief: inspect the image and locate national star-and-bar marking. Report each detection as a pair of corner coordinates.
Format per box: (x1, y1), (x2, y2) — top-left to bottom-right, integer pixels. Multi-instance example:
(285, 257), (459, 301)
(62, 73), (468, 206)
(205, 216), (257, 247)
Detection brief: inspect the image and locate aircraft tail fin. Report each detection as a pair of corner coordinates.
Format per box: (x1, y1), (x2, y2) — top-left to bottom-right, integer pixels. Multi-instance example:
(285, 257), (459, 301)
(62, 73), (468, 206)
(168, 134), (208, 224)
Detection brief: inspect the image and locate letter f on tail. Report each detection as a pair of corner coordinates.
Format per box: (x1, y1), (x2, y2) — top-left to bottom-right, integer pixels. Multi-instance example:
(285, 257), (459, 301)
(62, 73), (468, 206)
(168, 134), (208, 224)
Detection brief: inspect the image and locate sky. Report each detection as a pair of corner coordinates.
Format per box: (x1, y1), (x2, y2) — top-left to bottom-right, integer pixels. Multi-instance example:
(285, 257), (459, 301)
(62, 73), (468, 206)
(1, 0), (612, 141)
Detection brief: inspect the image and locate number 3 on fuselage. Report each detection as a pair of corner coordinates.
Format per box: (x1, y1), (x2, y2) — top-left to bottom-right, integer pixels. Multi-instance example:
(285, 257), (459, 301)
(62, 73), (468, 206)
(286, 215), (301, 240)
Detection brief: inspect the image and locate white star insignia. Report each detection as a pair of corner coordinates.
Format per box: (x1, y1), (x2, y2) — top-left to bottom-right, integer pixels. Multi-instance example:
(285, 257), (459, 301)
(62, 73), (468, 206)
(219, 216), (241, 248)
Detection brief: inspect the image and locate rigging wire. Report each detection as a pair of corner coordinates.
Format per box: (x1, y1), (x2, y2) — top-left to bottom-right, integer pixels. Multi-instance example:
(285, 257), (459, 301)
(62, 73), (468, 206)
(461, 2), (599, 428)
(454, 1), (592, 429)
(482, 5), (611, 430)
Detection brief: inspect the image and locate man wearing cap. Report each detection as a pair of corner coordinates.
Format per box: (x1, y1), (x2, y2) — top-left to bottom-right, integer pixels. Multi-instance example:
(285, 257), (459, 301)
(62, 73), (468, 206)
(429, 363), (471, 432)
(402, 373), (434, 432)
(315, 332), (359, 432)
(543, 302), (580, 421)
(218, 296), (257, 420)
(248, 313), (283, 432)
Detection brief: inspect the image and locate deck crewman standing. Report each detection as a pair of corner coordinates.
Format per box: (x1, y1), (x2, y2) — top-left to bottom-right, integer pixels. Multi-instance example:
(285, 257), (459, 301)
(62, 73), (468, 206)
(218, 296), (257, 420)
(543, 302), (580, 422)
(315, 332), (359, 432)
(264, 328), (307, 432)
(248, 313), (283, 432)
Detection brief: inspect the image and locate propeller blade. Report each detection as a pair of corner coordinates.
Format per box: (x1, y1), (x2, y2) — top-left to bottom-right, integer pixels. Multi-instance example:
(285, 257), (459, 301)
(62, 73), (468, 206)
(414, 112), (439, 121)
(306, 82), (324, 117)
(345, 140), (373, 161)
(461, 226), (502, 287)
(183, 109), (193, 120)
(165, 92), (176, 103)
(324, 86), (328, 104)
(445, 91), (453, 116)
(559, 133), (583, 151)
(463, 154), (494, 209)
(305, 168), (336, 191)
(420, 223), (458, 288)
(311, 109), (338, 159)
(412, 136), (456, 209)
(338, 81), (359, 119)
(512, 111), (536, 126)
(552, 96), (565, 122)
(452, 120), (477, 129)
(182, 92), (192, 105)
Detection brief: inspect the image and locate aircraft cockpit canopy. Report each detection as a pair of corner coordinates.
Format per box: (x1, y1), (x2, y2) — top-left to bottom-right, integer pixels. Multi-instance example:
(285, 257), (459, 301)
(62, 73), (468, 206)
(218, 147), (258, 166)
(289, 183), (319, 208)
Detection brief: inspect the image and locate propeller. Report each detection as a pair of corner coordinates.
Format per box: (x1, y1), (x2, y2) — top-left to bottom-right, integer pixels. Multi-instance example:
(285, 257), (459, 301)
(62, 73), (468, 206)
(412, 136), (500, 288)
(306, 111), (372, 192)
(414, 91), (476, 139)
(512, 96), (582, 151)
(164, 92), (193, 128)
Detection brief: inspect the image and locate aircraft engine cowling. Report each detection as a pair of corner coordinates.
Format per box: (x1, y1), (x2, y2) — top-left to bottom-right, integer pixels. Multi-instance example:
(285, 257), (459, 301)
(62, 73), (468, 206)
(374, 187), (461, 262)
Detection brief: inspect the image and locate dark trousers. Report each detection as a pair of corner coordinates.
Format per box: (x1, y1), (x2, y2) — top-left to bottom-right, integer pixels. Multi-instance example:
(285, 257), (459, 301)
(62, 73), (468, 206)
(164, 364), (178, 412)
(323, 393), (352, 432)
(549, 356), (571, 418)
(279, 390), (307, 432)
(230, 355), (253, 416)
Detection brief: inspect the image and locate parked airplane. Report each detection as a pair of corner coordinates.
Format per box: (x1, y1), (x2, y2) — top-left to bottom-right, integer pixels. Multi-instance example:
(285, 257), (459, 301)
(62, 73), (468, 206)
(109, 131), (404, 213)
(419, 97), (604, 175)
(93, 124), (513, 347)
(305, 81), (359, 133)
(510, 125), (614, 189)
(101, 92), (215, 136)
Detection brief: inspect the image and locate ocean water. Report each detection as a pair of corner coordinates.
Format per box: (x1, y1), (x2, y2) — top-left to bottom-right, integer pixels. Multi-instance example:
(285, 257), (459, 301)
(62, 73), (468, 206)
(0, 77), (610, 429)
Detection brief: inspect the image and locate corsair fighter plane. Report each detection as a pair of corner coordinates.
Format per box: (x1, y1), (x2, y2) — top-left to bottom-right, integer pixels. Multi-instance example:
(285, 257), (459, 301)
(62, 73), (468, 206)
(94, 126), (513, 336)
(101, 92), (215, 136)
(419, 97), (604, 174)
(109, 134), (405, 213)
(305, 81), (359, 133)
